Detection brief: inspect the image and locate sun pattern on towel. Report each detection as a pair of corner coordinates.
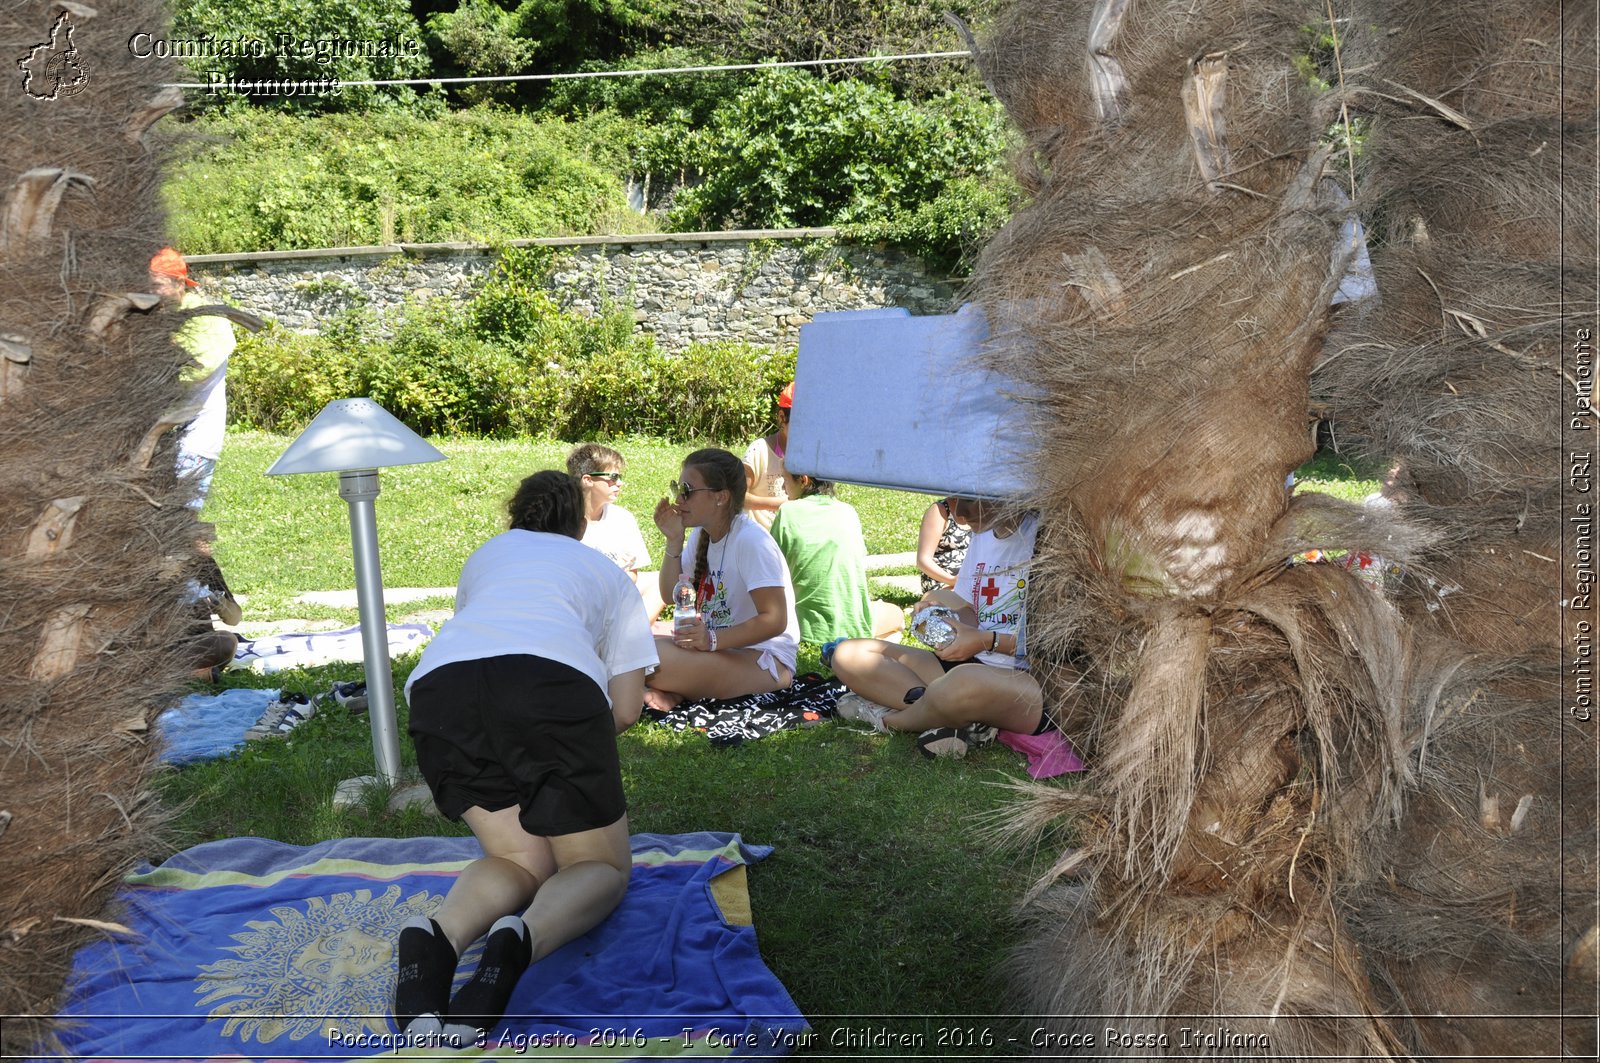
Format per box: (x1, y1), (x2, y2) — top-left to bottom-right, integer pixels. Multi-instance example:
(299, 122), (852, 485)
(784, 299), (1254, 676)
(194, 885), (442, 1044)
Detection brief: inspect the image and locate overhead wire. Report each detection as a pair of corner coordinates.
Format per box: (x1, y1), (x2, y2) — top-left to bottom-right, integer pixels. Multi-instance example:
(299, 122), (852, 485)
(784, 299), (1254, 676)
(164, 50), (973, 91)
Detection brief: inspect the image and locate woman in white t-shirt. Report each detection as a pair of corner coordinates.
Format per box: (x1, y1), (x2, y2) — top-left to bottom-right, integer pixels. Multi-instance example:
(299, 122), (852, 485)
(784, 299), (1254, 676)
(646, 447), (799, 712)
(831, 497), (1049, 755)
(394, 471), (658, 1042)
(566, 443), (661, 618)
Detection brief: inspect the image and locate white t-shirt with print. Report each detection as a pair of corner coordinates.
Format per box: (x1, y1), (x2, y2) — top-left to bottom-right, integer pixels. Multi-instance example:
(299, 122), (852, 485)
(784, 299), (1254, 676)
(404, 529), (659, 706)
(682, 512), (800, 672)
(581, 503), (649, 573)
(952, 512), (1038, 669)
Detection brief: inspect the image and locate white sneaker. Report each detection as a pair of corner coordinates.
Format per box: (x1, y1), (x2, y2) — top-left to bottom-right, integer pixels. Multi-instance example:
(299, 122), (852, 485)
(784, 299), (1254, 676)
(245, 692), (315, 739)
(836, 692), (893, 733)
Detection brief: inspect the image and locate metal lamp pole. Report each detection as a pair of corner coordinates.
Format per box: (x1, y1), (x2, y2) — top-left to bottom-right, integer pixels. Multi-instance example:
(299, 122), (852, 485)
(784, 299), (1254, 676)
(265, 398), (445, 791)
(339, 468), (402, 784)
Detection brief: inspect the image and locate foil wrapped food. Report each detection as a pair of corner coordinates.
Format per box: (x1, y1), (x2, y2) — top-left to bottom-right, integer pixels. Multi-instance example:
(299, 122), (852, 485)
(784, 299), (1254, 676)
(911, 605), (960, 649)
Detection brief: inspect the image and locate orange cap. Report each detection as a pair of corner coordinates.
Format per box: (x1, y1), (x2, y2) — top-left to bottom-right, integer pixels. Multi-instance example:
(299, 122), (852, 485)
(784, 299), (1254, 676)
(150, 247), (197, 286)
(778, 381), (794, 408)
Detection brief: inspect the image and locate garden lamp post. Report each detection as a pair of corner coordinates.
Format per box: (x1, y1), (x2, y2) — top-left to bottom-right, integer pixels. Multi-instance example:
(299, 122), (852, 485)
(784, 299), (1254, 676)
(265, 398), (445, 785)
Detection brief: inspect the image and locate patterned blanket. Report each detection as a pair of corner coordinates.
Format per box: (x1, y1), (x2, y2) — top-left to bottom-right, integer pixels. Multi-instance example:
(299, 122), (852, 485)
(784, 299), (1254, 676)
(646, 673), (845, 745)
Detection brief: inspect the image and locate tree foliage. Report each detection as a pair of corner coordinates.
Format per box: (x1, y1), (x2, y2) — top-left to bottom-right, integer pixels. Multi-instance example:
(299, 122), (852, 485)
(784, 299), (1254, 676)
(684, 0), (1006, 99)
(164, 2), (1026, 271)
(172, 0), (433, 111)
(423, 0), (538, 105)
(669, 70), (1014, 234)
(507, 0), (669, 69)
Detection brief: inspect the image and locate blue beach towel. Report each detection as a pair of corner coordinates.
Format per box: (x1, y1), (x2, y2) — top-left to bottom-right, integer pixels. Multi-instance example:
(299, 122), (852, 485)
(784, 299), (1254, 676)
(156, 688), (279, 764)
(48, 833), (808, 1061)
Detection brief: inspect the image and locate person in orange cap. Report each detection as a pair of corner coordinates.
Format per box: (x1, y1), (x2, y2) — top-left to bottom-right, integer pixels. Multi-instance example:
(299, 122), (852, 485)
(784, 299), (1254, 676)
(741, 381), (797, 532)
(153, 247), (243, 677)
(151, 246), (235, 509)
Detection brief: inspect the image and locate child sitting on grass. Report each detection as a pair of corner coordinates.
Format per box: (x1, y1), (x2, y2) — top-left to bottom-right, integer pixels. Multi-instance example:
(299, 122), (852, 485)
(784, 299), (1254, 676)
(770, 474), (904, 644)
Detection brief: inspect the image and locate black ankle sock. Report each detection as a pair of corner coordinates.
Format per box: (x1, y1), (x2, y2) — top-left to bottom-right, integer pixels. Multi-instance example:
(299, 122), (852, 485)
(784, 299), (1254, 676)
(394, 917), (457, 1031)
(445, 916), (532, 1036)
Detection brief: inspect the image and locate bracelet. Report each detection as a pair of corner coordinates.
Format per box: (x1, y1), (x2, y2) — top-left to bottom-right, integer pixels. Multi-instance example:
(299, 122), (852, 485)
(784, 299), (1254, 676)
(707, 627), (718, 652)
(989, 630), (999, 653)
(664, 552), (681, 560)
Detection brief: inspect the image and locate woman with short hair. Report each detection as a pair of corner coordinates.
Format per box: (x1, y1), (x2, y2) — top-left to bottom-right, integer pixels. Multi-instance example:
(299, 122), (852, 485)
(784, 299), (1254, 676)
(393, 470), (658, 1042)
(566, 442), (661, 618)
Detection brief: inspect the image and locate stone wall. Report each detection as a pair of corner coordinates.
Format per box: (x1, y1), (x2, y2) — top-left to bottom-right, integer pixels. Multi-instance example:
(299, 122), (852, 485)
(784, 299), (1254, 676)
(186, 230), (959, 352)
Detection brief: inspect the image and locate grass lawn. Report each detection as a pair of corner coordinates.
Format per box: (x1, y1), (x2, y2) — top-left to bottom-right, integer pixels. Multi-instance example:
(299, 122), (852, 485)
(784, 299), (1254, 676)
(206, 431), (935, 621)
(157, 429), (1379, 1051)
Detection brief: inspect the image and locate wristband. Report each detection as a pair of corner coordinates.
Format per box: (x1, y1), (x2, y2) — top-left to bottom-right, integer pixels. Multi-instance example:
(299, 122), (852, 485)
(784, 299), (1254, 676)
(664, 552), (681, 560)
(707, 627), (718, 652)
(990, 630), (999, 653)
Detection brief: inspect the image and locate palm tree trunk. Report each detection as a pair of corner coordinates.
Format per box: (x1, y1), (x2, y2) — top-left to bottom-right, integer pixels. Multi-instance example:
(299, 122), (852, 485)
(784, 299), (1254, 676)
(1, 2), (203, 1051)
(970, 0), (1596, 1055)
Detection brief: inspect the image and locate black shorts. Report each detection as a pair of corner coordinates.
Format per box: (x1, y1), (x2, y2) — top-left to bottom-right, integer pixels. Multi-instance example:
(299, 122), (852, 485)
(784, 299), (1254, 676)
(937, 654), (980, 674)
(408, 654), (624, 837)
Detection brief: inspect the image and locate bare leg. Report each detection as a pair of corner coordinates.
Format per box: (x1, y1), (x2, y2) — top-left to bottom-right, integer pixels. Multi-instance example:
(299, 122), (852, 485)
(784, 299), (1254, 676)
(883, 664), (1043, 734)
(831, 638), (945, 708)
(432, 806), (555, 954)
(431, 807), (632, 1038)
(394, 807), (552, 1036)
(869, 600), (907, 640)
(832, 639), (1043, 734)
(647, 636), (791, 701)
(635, 571), (666, 623)
(525, 816), (632, 961)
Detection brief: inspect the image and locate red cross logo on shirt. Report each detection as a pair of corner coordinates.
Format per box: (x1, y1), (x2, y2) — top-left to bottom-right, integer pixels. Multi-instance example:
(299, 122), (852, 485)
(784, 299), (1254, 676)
(979, 577), (1001, 605)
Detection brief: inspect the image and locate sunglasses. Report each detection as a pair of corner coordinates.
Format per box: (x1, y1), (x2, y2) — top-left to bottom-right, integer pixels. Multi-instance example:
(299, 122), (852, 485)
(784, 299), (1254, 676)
(585, 471), (624, 484)
(670, 481), (715, 499)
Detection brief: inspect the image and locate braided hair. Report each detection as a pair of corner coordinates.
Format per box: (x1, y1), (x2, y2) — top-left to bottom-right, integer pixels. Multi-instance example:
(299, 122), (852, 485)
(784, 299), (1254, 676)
(507, 470), (584, 539)
(683, 448), (746, 603)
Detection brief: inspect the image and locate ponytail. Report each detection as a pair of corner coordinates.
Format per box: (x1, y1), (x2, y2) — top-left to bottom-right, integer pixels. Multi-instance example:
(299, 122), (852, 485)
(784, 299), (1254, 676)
(691, 528), (713, 607)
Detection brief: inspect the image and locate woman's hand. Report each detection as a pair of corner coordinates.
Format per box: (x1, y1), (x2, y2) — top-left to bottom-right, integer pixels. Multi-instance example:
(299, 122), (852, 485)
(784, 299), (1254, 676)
(653, 496), (685, 541)
(672, 612), (712, 652)
(936, 621), (991, 662)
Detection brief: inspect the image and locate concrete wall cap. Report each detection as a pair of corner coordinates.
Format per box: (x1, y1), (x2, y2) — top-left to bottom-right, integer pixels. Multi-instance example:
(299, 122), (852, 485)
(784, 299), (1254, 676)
(182, 229), (842, 265)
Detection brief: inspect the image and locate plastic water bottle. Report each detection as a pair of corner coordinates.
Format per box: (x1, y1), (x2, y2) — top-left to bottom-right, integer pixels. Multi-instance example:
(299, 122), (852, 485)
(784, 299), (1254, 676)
(673, 575), (698, 635)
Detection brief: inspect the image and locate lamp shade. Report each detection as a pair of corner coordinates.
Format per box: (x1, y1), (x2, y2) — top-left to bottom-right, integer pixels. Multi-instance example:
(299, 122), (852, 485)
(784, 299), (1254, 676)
(265, 398), (446, 476)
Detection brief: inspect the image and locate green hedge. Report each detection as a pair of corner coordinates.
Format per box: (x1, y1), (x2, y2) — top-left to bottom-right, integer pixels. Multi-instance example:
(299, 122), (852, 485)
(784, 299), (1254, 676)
(227, 259), (794, 443)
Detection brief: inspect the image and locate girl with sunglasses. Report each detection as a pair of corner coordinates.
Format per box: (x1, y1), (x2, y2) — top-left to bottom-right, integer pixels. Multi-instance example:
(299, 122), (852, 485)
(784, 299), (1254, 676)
(646, 448), (800, 711)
